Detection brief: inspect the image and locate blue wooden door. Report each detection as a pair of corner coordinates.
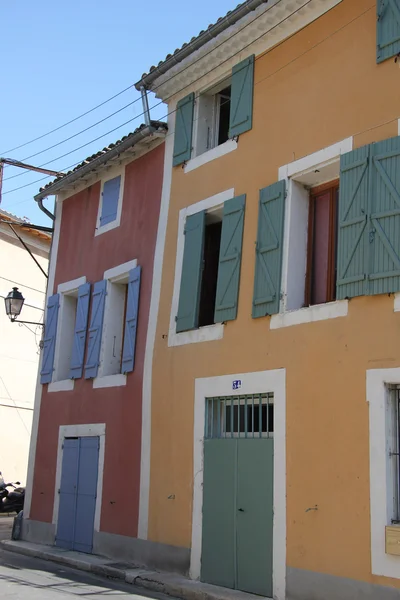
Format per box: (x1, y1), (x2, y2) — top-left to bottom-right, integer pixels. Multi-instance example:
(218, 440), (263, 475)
(56, 436), (99, 553)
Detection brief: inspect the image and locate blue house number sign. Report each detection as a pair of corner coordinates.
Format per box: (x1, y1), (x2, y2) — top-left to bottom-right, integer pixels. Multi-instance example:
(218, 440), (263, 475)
(232, 379), (242, 390)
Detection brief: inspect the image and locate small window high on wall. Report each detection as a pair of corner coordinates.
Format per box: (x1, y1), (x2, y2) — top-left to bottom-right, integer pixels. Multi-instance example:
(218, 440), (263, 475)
(305, 181), (339, 306)
(195, 80), (232, 157)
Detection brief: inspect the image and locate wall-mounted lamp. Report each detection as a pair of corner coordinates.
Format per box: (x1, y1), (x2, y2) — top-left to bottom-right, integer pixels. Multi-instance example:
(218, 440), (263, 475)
(4, 288), (44, 327)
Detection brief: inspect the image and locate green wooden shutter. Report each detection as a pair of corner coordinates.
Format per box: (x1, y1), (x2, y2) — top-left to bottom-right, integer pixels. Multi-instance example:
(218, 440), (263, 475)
(229, 55), (254, 138)
(252, 180), (285, 318)
(369, 136), (400, 295)
(176, 211), (205, 333)
(336, 146), (370, 300)
(377, 0), (400, 63)
(214, 195), (246, 323)
(173, 93), (194, 166)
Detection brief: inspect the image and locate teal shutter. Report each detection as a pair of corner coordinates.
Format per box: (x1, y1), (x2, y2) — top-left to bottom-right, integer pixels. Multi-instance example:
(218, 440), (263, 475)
(369, 136), (400, 295)
(40, 293), (60, 384)
(84, 280), (107, 379)
(229, 55), (254, 138)
(252, 180), (285, 318)
(121, 266), (141, 374)
(336, 145), (370, 299)
(377, 0), (400, 63)
(69, 282), (91, 379)
(176, 211), (205, 333)
(173, 93), (194, 166)
(214, 195), (246, 323)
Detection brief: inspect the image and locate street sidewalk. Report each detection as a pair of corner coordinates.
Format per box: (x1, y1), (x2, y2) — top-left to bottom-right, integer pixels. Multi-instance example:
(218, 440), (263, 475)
(1, 539), (266, 600)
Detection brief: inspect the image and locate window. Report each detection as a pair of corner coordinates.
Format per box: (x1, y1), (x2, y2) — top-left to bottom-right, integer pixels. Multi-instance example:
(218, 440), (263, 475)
(96, 171), (124, 236)
(389, 387), (400, 524)
(205, 393), (274, 439)
(100, 280), (128, 377)
(195, 81), (231, 157)
(198, 215), (222, 328)
(305, 181), (339, 306)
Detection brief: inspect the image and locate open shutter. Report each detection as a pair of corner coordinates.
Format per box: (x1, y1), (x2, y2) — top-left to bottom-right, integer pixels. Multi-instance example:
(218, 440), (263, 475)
(173, 93), (194, 167)
(84, 280), (107, 379)
(377, 0), (400, 63)
(336, 145), (370, 300)
(214, 195), (246, 323)
(101, 175), (121, 226)
(69, 282), (91, 379)
(229, 55), (254, 138)
(252, 181), (285, 318)
(121, 266), (141, 374)
(40, 293), (60, 384)
(176, 211), (205, 333)
(369, 136), (400, 295)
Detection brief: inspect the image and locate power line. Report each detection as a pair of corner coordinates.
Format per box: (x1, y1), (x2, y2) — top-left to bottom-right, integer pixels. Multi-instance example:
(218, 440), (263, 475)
(0, 275), (45, 294)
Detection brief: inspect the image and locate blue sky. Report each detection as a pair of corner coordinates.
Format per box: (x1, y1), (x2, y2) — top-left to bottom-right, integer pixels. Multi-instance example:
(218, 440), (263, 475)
(1, 0), (235, 225)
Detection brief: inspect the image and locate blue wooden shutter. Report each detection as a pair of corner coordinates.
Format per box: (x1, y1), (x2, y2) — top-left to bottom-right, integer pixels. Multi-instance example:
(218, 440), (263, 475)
(336, 145), (370, 300)
(69, 282), (91, 380)
(84, 280), (107, 379)
(252, 181), (285, 318)
(176, 211), (205, 333)
(214, 195), (246, 323)
(369, 136), (400, 295)
(40, 293), (60, 384)
(100, 175), (121, 226)
(229, 55), (254, 138)
(121, 266), (141, 374)
(377, 0), (400, 63)
(173, 93), (194, 167)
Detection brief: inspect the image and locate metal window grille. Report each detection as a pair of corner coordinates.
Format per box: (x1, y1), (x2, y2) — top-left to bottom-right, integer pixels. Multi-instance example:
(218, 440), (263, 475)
(390, 388), (400, 523)
(205, 393), (274, 439)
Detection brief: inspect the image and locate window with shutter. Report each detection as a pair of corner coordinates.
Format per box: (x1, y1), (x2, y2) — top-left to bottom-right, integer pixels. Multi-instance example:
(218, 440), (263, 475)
(121, 266), (141, 374)
(100, 176), (121, 226)
(69, 283), (91, 379)
(377, 0), (400, 63)
(252, 181), (286, 318)
(85, 280), (107, 379)
(40, 294), (60, 384)
(173, 93), (195, 166)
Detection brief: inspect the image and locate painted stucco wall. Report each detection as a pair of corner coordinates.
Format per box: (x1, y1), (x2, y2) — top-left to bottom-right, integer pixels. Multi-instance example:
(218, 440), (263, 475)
(29, 142), (165, 538)
(0, 227), (48, 485)
(148, 0), (400, 591)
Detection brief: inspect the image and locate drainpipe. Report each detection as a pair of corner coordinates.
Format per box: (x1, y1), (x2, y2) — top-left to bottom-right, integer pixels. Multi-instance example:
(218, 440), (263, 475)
(35, 197), (55, 221)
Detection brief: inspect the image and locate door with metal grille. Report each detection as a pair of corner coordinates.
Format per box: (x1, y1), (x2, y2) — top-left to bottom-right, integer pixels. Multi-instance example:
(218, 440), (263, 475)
(56, 436), (99, 553)
(201, 394), (274, 597)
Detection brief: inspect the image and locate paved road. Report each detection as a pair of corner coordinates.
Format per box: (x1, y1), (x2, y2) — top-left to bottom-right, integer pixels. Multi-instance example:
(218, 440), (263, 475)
(0, 518), (177, 600)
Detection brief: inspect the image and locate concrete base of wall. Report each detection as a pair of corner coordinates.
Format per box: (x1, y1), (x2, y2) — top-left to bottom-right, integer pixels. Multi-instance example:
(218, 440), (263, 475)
(21, 519), (55, 545)
(287, 567), (400, 600)
(93, 531), (190, 576)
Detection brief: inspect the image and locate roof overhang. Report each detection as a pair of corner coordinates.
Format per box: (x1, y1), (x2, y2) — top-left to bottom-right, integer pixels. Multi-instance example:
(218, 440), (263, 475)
(136, 0), (342, 101)
(35, 122), (167, 201)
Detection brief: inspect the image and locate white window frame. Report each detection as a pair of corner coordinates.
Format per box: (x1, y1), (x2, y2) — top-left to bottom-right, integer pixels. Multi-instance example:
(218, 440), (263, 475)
(92, 258), (137, 389)
(272, 137), (353, 330)
(168, 189), (234, 348)
(95, 166), (125, 237)
(367, 368), (400, 579)
(48, 275), (87, 393)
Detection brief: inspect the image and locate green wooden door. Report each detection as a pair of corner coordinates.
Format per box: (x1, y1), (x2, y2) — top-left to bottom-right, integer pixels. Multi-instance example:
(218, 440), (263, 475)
(236, 438), (273, 597)
(201, 423), (273, 596)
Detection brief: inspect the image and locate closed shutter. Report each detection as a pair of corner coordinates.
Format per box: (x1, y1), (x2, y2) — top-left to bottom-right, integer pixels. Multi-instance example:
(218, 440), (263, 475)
(40, 293), (60, 384)
(229, 55), (254, 138)
(69, 282), (91, 380)
(377, 0), (400, 63)
(100, 175), (121, 226)
(252, 181), (285, 318)
(369, 136), (400, 295)
(336, 146), (370, 299)
(121, 266), (141, 374)
(214, 195), (246, 323)
(173, 93), (195, 166)
(176, 211), (205, 333)
(84, 280), (107, 379)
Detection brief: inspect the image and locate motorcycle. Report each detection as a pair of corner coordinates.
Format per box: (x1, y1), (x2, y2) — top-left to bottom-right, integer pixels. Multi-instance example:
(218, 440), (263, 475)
(0, 472), (25, 514)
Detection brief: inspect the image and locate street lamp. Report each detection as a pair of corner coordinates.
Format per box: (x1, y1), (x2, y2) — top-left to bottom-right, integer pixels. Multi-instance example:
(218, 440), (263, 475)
(4, 287), (44, 326)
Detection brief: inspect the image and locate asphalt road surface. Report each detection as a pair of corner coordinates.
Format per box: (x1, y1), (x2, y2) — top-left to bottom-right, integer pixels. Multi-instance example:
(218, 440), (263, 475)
(0, 517), (177, 600)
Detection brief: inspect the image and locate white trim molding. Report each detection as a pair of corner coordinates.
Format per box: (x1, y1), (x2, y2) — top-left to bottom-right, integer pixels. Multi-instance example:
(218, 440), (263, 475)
(57, 276), (87, 295)
(103, 259), (137, 283)
(367, 368), (400, 579)
(93, 374), (126, 389)
(168, 188), (234, 348)
(191, 368), (286, 600)
(184, 140), (238, 173)
(48, 379), (74, 393)
(394, 293), (400, 312)
(95, 166), (125, 237)
(271, 299), (348, 329)
(52, 423), (106, 534)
